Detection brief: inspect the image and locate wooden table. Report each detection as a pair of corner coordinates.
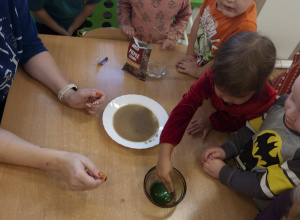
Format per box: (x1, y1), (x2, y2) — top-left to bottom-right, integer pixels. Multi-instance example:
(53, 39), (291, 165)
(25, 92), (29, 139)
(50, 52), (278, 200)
(0, 35), (258, 219)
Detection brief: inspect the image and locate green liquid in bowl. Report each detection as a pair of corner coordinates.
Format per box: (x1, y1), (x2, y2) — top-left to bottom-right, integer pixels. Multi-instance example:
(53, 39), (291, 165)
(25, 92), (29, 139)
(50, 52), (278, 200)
(150, 181), (174, 204)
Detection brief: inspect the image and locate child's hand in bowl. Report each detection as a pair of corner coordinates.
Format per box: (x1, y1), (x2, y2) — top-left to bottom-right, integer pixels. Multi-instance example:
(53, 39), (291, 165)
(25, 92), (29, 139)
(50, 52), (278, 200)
(156, 143), (175, 193)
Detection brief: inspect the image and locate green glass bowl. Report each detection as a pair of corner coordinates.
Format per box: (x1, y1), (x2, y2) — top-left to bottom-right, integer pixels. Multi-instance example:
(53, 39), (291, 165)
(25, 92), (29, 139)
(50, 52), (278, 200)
(143, 166), (187, 208)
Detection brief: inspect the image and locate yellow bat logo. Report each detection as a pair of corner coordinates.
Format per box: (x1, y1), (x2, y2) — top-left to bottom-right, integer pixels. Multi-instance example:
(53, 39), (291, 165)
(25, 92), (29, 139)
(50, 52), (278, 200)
(253, 130), (283, 168)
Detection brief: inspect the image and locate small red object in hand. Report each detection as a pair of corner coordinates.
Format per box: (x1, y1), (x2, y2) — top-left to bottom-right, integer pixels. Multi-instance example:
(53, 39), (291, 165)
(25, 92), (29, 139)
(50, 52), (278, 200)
(96, 92), (103, 97)
(98, 171), (106, 179)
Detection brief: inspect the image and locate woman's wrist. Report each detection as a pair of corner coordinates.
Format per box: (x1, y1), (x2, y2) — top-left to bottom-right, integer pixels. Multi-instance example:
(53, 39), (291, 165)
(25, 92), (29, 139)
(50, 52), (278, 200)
(62, 89), (77, 106)
(58, 84), (77, 103)
(43, 148), (68, 173)
(26, 145), (64, 172)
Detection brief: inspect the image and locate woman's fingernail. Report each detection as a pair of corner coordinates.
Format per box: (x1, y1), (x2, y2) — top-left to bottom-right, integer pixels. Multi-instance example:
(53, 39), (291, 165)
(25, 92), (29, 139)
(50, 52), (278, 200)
(86, 103), (92, 107)
(96, 92), (103, 97)
(98, 171), (106, 179)
(85, 107), (89, 112)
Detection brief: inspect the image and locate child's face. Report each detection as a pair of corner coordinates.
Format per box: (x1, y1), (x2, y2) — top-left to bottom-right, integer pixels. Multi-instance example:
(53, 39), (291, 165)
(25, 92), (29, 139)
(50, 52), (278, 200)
(284, 76), (300, 133)
(216, 0), (258, 18)
(214, 86), (255, 105)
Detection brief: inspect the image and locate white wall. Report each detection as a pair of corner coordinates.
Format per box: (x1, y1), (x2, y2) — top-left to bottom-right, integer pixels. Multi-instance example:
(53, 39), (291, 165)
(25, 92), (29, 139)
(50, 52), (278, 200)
(256, 0), (300, 59)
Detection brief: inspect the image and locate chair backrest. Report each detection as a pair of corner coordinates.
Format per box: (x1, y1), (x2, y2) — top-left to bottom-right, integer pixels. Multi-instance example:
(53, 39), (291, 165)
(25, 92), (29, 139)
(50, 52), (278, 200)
(190, 0), (204, 8)
(83, 28), (130, 41)
(84, 0), (119, 32)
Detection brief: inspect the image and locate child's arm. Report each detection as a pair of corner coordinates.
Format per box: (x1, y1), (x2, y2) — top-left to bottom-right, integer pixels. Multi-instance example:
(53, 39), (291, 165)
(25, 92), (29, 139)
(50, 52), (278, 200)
(216, 135), (300, 200)
(32, 9), (69, 35)
(0, 128), (106, 190)
(156, 74), (213, 191)
(219, 165), (268, 199)
(194, 60), (214, 78)
(218, 154), (300, 200)
(202, 158), (226, 179)
(179, 9), (200, 58)
(221, 125), (255, 159)
(173, 0), (192, 42)
(159, 73), (212, 146)
(176, 13), (206, 77)
(186, 12), (201, 56)
(201, 126), (254, 179)
(68, 3), (97, 36)
(117, 0), (136, 38)
(156, 143), (175, 193)
(201, 147), (226, 164)
(176, 12), (200, 66)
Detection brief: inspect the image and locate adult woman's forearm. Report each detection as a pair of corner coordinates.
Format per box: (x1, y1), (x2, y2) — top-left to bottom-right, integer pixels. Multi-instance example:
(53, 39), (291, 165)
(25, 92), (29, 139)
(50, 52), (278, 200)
(23, 51), (69, 95)
(0, 128), (60, 170)
(0, 128), (105, 191)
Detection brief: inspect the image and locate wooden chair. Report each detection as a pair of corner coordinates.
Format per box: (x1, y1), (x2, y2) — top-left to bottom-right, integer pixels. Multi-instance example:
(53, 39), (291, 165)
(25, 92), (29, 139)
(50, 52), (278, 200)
(83, 28), (130, 41)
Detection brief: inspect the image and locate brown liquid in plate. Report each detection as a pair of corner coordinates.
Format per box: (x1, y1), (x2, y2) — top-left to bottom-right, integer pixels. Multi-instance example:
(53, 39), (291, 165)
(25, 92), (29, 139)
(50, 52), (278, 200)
(113, 104), (159, 142)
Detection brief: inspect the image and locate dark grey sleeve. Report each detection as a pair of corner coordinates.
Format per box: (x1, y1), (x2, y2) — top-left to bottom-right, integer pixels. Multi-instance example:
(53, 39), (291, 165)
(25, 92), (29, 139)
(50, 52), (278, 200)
(286, 148), (300, 181)
(219, 149), (300, 200)
(221, 126), (255, 159)
(219, 165), (268, 200)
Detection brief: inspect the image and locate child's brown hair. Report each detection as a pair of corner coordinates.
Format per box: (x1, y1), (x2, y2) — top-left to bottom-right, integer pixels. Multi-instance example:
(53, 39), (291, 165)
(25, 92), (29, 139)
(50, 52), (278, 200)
(212, 32), (276, 97)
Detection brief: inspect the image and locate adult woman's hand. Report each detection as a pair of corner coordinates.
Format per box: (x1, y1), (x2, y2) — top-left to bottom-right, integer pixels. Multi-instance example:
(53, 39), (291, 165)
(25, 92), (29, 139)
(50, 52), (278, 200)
(55, 151), (106, 191)
(63, 89), (106, 115)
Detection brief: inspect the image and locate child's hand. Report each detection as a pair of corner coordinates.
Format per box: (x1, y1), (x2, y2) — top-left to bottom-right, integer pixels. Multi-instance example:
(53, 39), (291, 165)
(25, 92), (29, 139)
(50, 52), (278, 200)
(67, 26), (75, 36)
(202, 158), (225, 179)
(56, 151), (106, 191)
(201, 147), (226, 164)
(161, 39), (176, 50)
(176, 54), (196, 64)
(63, 89), (106, 115)
(156, 159), (174, 193)
(120, 25), (136, 38)
(176, 56), (199, 77)
(187, 117), (213, 140)
(156, 144), (175, 193)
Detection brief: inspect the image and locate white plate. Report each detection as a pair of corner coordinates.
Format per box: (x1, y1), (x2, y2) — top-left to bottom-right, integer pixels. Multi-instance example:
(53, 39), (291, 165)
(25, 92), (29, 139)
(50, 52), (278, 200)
(102, 94), (169, 149)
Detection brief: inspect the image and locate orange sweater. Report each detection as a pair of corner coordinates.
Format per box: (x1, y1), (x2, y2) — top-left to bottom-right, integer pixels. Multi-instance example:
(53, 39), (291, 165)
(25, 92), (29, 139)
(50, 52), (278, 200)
(194, 0), (257, 66)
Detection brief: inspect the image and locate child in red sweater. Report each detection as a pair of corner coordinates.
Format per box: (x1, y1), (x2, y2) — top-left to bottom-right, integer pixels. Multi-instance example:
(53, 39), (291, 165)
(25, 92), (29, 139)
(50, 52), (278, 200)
(156, 32), (277, 192)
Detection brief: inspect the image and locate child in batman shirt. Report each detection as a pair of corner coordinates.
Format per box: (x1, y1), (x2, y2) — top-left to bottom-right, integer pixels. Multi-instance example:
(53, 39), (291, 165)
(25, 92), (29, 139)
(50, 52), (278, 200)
(201, 75), (300, 209)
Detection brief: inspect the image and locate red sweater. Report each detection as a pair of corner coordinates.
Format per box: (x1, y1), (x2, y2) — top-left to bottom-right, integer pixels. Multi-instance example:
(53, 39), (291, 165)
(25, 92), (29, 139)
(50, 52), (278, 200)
(160, 70), (277, 146)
